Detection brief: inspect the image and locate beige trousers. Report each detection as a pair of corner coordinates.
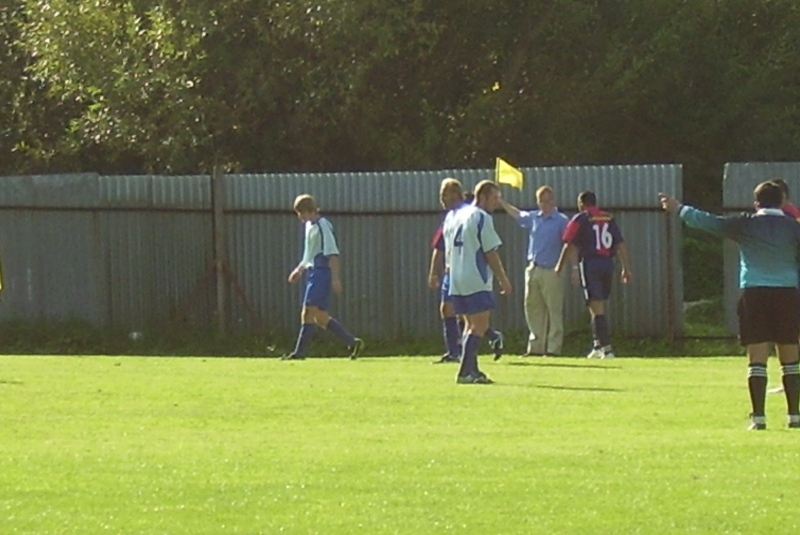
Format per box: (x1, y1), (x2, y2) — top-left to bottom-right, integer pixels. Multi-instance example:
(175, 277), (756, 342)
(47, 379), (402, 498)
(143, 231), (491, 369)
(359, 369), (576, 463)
(525, 263), (566, 355)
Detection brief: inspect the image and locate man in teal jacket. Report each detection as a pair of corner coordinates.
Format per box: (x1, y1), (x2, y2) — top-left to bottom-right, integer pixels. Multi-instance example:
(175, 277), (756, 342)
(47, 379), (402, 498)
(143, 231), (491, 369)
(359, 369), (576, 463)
(660, 181), (800, 430)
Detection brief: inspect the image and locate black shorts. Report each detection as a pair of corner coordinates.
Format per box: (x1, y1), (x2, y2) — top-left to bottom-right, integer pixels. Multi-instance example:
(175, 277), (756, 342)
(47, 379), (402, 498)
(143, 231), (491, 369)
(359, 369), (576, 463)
(737, 287), (800, 346)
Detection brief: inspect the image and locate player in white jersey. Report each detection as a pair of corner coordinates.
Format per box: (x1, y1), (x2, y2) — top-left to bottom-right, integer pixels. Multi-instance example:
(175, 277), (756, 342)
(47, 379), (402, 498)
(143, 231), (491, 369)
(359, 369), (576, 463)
(443, 180), (512, 384)
(429, 179), (506, 363)
(284, 194), (364, 360)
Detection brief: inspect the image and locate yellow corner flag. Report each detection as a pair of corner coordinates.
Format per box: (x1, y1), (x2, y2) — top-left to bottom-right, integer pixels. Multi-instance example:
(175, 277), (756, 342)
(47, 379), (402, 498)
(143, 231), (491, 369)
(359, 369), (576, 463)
(495, 157), (523, 190)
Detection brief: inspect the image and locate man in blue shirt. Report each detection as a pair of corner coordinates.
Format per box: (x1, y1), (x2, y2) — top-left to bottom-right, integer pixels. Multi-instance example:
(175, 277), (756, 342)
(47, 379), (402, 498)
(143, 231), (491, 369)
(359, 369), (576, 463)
(500, 185), (568, 356)
(660, 182), (800, 430)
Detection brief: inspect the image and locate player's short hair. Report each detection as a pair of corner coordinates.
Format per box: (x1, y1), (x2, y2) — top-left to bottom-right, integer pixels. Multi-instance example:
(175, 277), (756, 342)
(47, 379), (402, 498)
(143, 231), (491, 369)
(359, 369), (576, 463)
(439, 177), (464, 198)
(754, 181), (783, 209)
(578, 190), (597, 207)
(536, 185), (554, 199)
(474, 180), (499, 201)
(293, 194), (318, 213)
(771, 178), (790, 199)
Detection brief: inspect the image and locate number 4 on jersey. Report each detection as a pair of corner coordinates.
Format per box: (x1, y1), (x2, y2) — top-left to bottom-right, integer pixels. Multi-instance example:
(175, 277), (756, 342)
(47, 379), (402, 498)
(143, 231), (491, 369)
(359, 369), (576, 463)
(453, 224), (464, 248)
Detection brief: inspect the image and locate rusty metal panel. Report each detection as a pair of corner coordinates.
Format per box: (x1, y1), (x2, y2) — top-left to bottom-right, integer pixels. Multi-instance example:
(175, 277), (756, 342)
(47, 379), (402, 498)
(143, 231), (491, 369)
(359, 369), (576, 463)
(98, 210), (213, 329)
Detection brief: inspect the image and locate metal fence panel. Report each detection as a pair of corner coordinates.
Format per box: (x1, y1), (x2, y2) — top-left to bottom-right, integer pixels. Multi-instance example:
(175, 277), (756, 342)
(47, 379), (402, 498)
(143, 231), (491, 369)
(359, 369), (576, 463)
(0, 210), (105, 323)
(0, 165), (683, 343)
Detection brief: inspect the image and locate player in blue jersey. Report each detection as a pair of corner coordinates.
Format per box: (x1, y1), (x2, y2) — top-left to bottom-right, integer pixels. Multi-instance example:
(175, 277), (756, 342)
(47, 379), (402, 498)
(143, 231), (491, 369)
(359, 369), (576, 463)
(283, 194), (364, 360)
(660, 182), (800, 430)
(443, 180), (512, 384)
(556, 190), (631, 359)
(428, 180), (505, 363)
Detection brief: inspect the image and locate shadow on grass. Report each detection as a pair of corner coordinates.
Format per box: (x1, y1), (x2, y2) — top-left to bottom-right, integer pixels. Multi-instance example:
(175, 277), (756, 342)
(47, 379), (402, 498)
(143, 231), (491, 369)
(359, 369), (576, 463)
(0, 379), (24, 385)
(506, 361), (620, 370)
(502, 382), (622, 392)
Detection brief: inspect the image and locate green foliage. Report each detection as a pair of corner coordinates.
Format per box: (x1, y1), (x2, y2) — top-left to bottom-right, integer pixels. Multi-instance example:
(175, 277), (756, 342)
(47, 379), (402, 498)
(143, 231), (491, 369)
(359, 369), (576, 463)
(2, 355), (798, 534)
(682, 228), (724, 301)
(3, 0), (800, 190)
(0, 318), (738, 358)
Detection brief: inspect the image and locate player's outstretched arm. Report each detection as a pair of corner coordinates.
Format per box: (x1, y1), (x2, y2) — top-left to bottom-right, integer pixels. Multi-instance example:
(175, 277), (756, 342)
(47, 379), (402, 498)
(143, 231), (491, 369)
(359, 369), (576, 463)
(658, 192), (680, 213)
(498, 199), (521, 219)
(659, 192), (726, 237)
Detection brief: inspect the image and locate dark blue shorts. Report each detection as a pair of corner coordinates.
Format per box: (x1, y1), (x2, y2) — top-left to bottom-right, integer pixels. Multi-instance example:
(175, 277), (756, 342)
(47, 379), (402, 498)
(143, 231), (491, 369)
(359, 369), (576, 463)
(580, 259), (613, 302)
(303, 268), (331, 310)
(440, 272), (452, 303)
(451, 291), (496, 315)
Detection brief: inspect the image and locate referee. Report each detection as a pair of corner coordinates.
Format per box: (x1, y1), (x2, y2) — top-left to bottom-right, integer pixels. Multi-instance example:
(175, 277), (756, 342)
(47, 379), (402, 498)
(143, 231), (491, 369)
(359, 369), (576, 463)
(660, 181), (800, 430)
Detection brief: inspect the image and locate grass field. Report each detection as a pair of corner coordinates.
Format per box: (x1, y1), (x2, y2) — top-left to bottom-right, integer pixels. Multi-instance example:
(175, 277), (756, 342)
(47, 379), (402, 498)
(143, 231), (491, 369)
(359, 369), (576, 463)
(2, 354), (799, 534)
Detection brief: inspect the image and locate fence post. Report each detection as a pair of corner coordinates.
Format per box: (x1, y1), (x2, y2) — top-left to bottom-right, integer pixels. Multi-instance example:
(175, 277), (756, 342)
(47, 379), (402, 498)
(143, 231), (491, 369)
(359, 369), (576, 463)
(664, 210), (676, 344)
(212, 166), (228, 335)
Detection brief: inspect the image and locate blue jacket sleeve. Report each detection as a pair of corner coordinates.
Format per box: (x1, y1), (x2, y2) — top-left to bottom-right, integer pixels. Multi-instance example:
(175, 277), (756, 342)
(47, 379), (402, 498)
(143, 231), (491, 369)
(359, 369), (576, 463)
(679, 205), (727, 237)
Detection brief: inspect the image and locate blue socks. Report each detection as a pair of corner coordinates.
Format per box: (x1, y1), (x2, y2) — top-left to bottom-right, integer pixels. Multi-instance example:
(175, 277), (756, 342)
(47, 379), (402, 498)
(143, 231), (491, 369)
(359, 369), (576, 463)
(443, 316), (461, 357)
(458, 334), (482, 377)
(326, 318), (356, 347)
(292, 323), (316, 356)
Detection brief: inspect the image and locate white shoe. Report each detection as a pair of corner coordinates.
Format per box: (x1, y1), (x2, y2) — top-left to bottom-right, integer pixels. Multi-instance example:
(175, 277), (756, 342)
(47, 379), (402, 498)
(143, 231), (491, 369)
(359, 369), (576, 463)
(601, 351), (615, 359)
(587, 348), (604, 359)
(768, 386), (785, 394)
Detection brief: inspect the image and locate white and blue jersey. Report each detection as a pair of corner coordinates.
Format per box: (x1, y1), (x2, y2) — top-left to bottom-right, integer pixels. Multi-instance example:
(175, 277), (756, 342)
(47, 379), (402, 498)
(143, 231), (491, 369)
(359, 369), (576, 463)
(300, 217), (339, 269)
(443, 205), (503, 297)
(431, 201), (469, 303)
(300, 216), (339, 309)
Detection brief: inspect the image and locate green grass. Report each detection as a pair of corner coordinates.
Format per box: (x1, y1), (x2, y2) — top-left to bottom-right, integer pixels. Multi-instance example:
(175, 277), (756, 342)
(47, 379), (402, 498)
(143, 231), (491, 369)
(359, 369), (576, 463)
(2, 354), (798, 534)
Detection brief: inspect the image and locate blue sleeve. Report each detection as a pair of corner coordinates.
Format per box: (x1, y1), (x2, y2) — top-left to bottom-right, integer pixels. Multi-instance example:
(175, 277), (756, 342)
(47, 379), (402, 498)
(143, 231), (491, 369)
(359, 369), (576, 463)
(679, 205), (727, 237)
(517, 210), (534, 229)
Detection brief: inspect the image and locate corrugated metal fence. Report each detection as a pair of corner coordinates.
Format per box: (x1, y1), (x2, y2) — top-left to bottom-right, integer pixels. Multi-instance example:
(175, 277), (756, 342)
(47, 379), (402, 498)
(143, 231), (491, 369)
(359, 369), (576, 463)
(0, 165), (683, 340)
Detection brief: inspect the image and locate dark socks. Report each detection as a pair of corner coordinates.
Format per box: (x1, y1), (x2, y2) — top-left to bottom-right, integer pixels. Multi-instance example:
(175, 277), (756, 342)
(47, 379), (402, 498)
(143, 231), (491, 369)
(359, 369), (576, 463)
(458, 334), (482, 378)
(326, 318), (356, 347)
(292, 323), (316, 356)
(591, 315), (610, 348)
(781, 361), (800, 416)
(748, 363), (768, 417)
(443, 316), (461, 357)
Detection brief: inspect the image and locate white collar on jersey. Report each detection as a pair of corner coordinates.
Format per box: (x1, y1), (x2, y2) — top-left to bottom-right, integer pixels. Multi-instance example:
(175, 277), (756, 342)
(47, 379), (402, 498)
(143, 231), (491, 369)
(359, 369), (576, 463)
(755, 208), (786, 216)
